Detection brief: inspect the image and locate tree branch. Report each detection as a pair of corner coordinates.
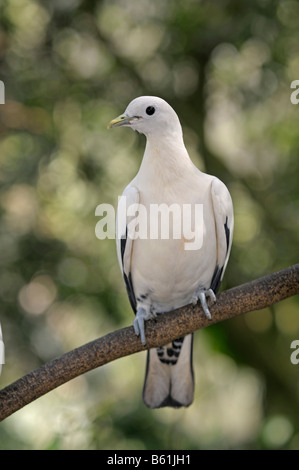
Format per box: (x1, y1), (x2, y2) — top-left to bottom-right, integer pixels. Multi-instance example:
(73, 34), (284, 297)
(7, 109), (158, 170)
(0, 264), (298, 422)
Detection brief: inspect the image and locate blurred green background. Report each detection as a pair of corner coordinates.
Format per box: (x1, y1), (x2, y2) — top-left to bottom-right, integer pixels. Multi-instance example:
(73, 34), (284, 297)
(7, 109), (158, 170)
(0, 0), (299, 450)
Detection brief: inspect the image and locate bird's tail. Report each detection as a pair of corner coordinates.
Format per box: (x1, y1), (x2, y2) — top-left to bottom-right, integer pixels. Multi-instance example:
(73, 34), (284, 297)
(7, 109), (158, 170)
(142, 334), (194, 408)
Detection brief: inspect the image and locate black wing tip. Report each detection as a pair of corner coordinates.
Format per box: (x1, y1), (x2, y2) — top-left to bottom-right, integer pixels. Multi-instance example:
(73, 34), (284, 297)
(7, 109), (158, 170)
(224, 216), (230, 252)
(210, 264), (223, 294)
(123, 271), (137, 313)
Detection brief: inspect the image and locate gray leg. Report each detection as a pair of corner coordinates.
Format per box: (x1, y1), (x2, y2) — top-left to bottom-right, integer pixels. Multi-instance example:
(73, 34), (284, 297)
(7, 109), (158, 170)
(133, 307), (154, 345)
(192, 288), (216, 320)
(206, 288), (216, 303)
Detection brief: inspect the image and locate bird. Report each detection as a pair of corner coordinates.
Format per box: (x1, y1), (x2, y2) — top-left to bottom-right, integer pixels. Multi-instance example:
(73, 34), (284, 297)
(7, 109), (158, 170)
(108, 96), (233, 408)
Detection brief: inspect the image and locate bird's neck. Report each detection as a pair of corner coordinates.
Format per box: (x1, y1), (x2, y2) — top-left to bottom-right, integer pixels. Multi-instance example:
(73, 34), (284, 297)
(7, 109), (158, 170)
(139, 133), (193, 183)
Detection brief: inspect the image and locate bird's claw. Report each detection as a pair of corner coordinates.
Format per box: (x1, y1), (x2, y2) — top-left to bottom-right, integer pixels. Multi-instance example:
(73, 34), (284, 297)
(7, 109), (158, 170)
(192, 288), (216, 320)
(133, 307), (154, 345)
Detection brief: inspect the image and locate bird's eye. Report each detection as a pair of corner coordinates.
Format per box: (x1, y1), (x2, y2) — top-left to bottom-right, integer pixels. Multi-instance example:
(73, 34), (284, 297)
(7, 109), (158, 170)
(146, 106), (155, 116)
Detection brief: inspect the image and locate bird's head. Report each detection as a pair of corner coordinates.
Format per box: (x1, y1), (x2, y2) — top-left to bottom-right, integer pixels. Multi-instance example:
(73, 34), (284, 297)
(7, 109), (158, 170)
(108, 96), (182, 139)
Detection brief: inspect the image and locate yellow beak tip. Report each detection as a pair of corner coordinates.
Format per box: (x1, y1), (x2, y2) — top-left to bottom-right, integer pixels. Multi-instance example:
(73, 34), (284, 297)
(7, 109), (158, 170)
(107, 113), (134, 130)
(107, 114), (125, 130)
(107, 120), (117, 130)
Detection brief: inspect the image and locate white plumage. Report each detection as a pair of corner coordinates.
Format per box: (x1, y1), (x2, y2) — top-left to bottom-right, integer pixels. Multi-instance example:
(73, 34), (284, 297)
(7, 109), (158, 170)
(109, 96), (233, 408)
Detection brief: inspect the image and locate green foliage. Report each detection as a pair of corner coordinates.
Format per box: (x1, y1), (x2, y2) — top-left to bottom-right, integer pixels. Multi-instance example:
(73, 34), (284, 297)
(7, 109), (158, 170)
(0, 0), (299, 450)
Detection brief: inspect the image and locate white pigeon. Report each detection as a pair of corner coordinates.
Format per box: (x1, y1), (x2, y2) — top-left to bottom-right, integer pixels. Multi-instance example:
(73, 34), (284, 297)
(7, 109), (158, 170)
(108, 96), (233, 408)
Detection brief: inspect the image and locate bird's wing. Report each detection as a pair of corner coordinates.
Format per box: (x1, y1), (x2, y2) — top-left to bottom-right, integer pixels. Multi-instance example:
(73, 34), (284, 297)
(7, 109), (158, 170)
(210, 177), (234, 293)
(116, 185), (139, 313)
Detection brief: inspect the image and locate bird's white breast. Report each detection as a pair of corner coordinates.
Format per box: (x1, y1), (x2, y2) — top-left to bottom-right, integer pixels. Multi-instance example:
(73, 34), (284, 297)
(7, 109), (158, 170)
(129, 168), (218, 312)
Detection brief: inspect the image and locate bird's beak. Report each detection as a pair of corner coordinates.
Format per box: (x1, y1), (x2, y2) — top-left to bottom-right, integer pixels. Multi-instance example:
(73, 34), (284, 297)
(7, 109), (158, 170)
(107, 113), (135, 129)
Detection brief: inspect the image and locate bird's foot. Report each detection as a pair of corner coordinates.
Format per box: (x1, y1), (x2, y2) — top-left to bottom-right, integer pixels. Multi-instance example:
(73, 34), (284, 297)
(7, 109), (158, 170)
(191, 288), (216, 320)
(133, 308), (156, 345)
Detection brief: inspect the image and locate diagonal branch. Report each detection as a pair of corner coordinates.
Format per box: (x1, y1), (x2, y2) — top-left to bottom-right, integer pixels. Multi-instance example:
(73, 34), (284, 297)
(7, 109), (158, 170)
(0, 264), (298, 422)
